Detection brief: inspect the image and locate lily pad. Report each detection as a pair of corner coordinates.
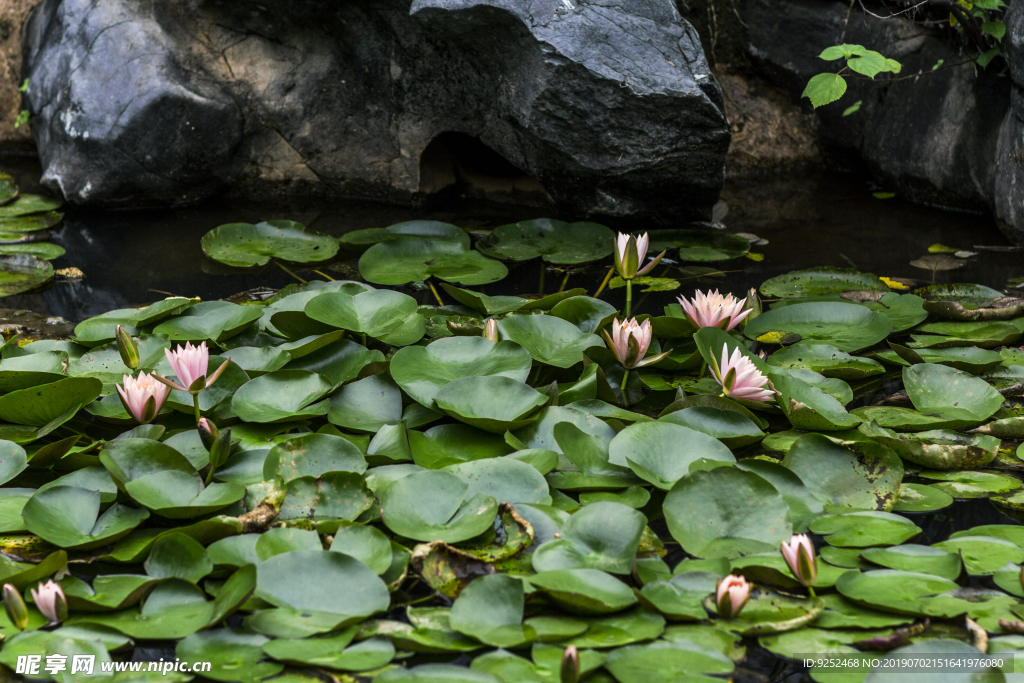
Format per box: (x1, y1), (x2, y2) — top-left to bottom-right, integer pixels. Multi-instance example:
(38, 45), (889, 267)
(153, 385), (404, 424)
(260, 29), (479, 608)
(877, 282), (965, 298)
(201, 220), (338, 267)
(436, 376), (548, 433)
(809, 511), (921, 547)
(380, 470), (498, 543)
(760, 267), (886, 298)
(659, 406), (765, 449)
(604, 639), (734, 683)
(498, 314), (603, 368)
(610, 421), (735, 490)
(305, 288), (421, 341)
(392, 336), (533, 408)
(664, 467), (793, 558)
(920, 469), (1023, 498)
(859, 422), (998, 470)
(22, 486), (149, 550)
(476, 219), (614, 264)
(768, 344), (884, 380)
(528, 569), (638, 615)
(449, 574), (533, 647)
(932, 536), (1024, 575)
(359, 234), (507, 286)
(893, 483), (954, 513)
(0, 254), (53, 296)
(835, 570), (960, 616)
(782, 434), (903, 511)
(255, 550), (389, 623)
(152, 301), (263, 343)
(648, 229), (750, 262)
(232, 370), (332, 423)
(531, 502), (645, 574)
(745, 302), (892, 352)
(0, 194), (62, 217)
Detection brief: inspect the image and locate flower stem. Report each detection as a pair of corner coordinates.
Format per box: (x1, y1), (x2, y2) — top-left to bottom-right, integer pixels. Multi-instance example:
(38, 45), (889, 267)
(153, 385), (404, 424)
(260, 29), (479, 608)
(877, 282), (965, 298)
(275, 259), (307, 284)
(808, 586), (817, 599)
(558, 271), (570, 293)
(625, 280), (633, 318)
(428, 280), (445, 307)
(621, 368), (631, 408)
(594, 267), (615, 298)
(205, 464), (217, 486)
(193, 394), (201, 426)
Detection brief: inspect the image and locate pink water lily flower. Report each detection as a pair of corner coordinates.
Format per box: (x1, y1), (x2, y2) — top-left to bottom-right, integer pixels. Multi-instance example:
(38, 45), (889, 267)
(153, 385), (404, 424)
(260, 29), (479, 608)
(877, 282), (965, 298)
(116, 372), (171, 424)
(613, 232), (665, 280)
(156, 341), (228, 394)
(781, 534), (817, 587)
(677, 289), (752, 331)
(603, 317), (669, 370)
(710, 343), (775, 403)
(30, 580), (66, 625)
(716, 575), (751, 618)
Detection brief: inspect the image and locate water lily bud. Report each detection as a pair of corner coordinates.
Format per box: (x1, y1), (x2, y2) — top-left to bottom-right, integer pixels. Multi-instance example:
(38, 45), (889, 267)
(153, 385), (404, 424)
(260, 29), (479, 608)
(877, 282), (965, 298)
(780, 534), (817, 588)
(482, 319), (499, 343)
(208, 426), (232, 470)
(30, 580), (66, 625)
(560, 645), (579, 683)
(197, 417), (219, 451)
(613, 232), (665, 281)
(2, 583), (27, 630)
(716, 575), (750, 618)
(115, 325), (140, 370)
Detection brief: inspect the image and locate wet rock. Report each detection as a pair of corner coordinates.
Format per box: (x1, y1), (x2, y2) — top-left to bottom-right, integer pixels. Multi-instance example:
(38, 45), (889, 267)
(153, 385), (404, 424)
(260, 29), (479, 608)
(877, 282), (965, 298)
(21, 0), (730, 220)
(739, 0), (1013, 229)
(994, 1), (1024, 243)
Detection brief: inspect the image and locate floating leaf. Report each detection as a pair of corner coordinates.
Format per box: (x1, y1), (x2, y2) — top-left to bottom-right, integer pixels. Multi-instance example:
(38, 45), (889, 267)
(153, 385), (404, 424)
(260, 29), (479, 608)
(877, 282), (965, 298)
(201, 220), (338, 267)
(476, 219), (614, 264)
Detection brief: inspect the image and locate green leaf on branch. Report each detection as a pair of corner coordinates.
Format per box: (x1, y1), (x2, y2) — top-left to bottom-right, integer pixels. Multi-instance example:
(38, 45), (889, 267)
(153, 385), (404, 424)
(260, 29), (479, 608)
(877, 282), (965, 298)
(847, 51), (887, 78)
(803, 73), (848, 108)
(978, 47), (1001, 68)
(843, 101), (862, 117)
(819, 44), (866, 61)
(883, 59), (903, 74)
(982, 21), (1006, 41)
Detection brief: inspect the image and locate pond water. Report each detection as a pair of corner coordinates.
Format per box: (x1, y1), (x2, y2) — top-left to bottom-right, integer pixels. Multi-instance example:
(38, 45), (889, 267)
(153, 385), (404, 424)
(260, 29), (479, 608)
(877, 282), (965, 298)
(3, 151), (1024, 683)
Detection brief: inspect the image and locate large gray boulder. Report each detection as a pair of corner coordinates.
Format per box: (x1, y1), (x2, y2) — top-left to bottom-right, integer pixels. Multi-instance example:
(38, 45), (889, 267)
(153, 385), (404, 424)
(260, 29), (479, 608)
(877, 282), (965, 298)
(741, 0), (1009, 214)
(21, 0), (729, 220)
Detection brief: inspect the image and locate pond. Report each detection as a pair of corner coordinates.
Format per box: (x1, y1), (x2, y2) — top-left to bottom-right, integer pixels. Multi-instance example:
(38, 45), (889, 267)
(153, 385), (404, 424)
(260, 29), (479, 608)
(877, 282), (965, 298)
(0, 151), (1023, 683)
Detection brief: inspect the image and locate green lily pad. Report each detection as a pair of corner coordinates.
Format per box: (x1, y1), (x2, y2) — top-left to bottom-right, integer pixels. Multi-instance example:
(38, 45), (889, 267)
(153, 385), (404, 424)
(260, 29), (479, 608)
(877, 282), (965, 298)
(279, 472), (375, 523)
(409, 423), (513, 469)
(359, 234), (507, 286)
(263, 433), (367, 483)
(760, 267), (886, 298)
(0, 194), (62, 217)
(664, 467), (793, 559)
(0, 254), (53, 297)
(528, 568), (638, 615)
(781, 434), (903, 511)
(658, 407), (764, 449)
(263, 631), (394, 671)
(876, 344), (1004, 373)
(380, 470), (498, 543)
(392, 336), (533, 408)
(902, 363), (1003, 427)
(604, 639), (734, 683)
(476, 219), (614, 264)
(768, 344), (885, 380)
(445, 457), (551, 505)
(893, 483), (954, 513)
(835, 570), (960, 616)
(610, 421), (735, 490)
(331, 525), (394, 575)
(810, 511), (920, 547)
(910, 320), (1024, 349)
(859, 422), (999, 470)
(647, 229), (750, 262)
(550, 296), (619, 335)
(22, 486), (149, 550)
(255, 550), (389, 622)
(710, 590), (824, 635)
(177, 628), (284, 682)
(498, 314), (603, 368)
(531, 501), (645, 574)
(305, 288), (422, 341)
(812, 593), (912, 630)
(201, 220), (338, 267)
(152, 301), (263, 343)
(328, 373), (403, 433)
(436, 376), (548, 433)
(861, 545), (961, 579)
(919, 469), (1023, 499)
(144, 533), (214, 584)
(449, 574), (533, 647)
(745, 302), (892, 353)
(0, 242), (65, 260)
(932, 536), (1024, 575)
(638, 571), (720, 621)
(232, 370), (332, 423)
